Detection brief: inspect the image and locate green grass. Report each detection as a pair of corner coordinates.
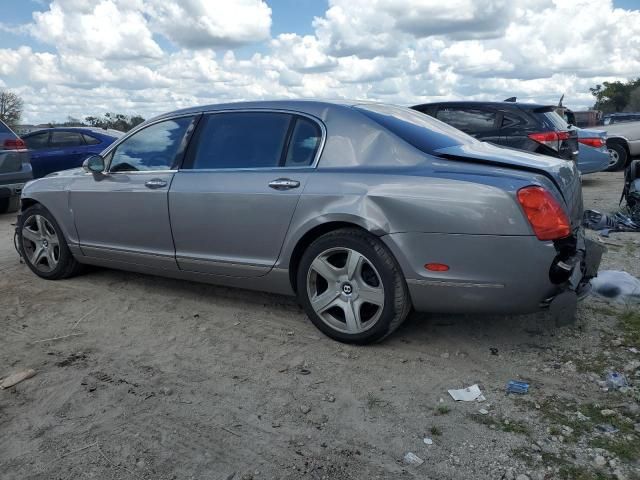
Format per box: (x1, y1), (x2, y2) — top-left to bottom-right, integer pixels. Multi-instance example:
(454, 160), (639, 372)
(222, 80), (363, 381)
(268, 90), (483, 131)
(435, 404), (450, 415)
(430, 426), (442, 436)
(468, 413), (530, 435)
(620, 309), (640, 345)
(590, 436), (640, 462)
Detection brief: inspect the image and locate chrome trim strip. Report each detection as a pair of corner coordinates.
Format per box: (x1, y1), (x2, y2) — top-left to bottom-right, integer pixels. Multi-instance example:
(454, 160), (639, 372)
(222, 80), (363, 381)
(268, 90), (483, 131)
(100, 108), (327, 173)
(407, 279), (505, 289)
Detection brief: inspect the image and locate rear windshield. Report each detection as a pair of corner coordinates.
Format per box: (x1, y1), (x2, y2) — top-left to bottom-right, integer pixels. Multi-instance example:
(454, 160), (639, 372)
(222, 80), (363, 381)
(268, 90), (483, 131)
(354, 104), (476, 154)
(538, 110), (569, 131)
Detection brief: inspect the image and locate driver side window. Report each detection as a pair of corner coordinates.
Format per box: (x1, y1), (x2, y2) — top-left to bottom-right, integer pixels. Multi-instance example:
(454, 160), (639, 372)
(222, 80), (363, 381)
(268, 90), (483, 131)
(109, 117), (194, 172)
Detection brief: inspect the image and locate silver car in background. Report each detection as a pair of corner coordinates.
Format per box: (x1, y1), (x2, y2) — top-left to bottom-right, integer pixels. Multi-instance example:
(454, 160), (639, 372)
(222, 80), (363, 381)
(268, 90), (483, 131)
(17, 101), (603, 343)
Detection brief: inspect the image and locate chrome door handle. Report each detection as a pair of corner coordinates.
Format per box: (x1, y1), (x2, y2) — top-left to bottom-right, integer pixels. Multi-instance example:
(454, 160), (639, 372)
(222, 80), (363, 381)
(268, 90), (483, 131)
(145, 178), (168, 189)
(268, 178), (300, 190)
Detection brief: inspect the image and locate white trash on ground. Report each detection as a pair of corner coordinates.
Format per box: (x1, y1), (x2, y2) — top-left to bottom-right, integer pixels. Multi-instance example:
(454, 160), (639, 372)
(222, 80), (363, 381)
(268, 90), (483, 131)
(590, 270), (640, 303)
(403, 452), (424, 465)
(448, 384), (485, 402)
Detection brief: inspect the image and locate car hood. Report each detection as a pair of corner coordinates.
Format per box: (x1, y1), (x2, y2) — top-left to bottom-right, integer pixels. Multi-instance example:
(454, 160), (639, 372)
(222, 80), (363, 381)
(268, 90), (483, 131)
(45, 167), (86, 178)
(433, 142), (583, 227)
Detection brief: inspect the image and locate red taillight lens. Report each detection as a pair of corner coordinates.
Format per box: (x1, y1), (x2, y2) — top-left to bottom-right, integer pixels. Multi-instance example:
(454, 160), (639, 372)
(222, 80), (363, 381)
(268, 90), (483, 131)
(517, 186), (571, 241)
(527, 131), (570, 152)
(578, 137), (605, 148)
(3, 138), (26, 150)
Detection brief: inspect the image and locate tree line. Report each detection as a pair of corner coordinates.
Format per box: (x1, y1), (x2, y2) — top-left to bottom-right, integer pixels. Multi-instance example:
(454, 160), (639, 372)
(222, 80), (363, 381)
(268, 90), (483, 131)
(0, 89), (145, 132)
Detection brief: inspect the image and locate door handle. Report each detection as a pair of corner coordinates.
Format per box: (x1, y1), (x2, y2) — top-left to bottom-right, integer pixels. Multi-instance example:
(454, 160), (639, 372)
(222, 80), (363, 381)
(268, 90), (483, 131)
(145, 178), (168, 189)
(268, 178), (300, 190)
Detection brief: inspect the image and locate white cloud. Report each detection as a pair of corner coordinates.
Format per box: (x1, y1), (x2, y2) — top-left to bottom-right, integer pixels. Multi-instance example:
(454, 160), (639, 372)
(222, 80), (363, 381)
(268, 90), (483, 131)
(1, 0), (639, 123)
(145, 0), (272, 49)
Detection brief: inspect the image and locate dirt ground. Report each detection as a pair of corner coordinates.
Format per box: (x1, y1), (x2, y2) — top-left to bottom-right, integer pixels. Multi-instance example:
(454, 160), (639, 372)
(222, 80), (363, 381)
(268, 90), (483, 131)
(1, 171), (639, 480)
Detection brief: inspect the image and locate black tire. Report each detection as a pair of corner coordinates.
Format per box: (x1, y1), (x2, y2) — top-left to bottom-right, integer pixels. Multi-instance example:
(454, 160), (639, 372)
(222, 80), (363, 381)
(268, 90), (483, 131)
(0, 196), (20, 214)
(296, 228), (410, 344)
(18, 203), (83, 280)
(605, 142), (628, 171)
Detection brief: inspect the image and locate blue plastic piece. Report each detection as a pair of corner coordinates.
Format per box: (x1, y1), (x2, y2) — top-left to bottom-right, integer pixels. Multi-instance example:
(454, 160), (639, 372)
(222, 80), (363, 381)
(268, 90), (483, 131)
(506, 380), (529, 394)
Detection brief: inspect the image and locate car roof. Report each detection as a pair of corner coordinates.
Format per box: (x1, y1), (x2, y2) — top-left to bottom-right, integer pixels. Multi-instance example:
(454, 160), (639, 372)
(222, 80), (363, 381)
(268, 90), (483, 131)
(152, 99), (369, 122)
(24, 126), (122, 137)
(412, 100), (553, 110)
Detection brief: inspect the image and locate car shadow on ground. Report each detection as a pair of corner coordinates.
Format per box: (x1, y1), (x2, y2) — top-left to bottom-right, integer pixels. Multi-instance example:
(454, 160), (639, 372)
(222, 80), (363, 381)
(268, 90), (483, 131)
(82, 266), (566, 354)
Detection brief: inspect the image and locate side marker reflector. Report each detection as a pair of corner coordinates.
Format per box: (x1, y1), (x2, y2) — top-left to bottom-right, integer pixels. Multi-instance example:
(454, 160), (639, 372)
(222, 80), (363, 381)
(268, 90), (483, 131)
(425, 263), (449, 272)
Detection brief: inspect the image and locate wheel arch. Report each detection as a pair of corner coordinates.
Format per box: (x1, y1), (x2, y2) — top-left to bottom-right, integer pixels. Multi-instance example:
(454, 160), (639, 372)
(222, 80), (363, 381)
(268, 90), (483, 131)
(287, 221), (374, 293)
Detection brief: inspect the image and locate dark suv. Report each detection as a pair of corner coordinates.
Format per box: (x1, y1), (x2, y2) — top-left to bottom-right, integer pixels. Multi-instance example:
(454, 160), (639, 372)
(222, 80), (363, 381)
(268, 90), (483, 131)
(411, 101), (579, 162)
(0, 119), (32, 214)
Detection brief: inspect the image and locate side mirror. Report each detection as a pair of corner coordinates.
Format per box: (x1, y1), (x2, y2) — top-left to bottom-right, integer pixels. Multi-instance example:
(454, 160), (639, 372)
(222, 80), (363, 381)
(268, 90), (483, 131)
(82, 155), (105, 174)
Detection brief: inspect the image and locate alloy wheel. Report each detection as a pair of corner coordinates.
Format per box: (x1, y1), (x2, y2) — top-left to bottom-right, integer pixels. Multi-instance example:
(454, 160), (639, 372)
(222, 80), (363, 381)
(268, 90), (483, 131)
(306, 247), (385, 334)
(608, 148), (619, 168)
(21, 214), (60, 273)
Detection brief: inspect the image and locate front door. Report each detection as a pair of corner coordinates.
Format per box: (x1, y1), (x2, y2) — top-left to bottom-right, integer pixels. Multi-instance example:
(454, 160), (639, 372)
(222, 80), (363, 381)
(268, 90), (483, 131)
(69, 116), (196, 269)
(170, 111), (323, 277)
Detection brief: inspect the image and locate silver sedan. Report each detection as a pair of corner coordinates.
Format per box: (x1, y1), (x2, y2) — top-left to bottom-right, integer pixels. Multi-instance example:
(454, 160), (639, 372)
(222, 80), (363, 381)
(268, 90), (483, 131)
(17, 100), (603, 343)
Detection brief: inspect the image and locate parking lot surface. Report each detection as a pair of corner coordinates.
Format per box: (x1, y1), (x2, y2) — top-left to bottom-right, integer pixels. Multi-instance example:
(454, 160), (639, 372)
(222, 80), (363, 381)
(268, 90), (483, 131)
(1, 171), (639, 480)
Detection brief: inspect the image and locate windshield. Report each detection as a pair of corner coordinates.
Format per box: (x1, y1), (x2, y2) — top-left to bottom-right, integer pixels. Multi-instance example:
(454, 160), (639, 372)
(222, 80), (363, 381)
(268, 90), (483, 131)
(354, 103), (476, 155)
(541, 111), (570, 130)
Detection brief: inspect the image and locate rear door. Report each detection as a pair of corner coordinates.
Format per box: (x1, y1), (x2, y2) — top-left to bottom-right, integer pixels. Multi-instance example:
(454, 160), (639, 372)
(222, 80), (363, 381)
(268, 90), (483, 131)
(169, 111), (324, 277)
(434, 105), (503, 144)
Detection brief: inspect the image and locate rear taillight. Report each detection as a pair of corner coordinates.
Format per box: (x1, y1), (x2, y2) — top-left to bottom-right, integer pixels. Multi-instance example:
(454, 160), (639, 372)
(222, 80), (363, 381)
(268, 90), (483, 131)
(527, 131), (569, 152)
(578, 137), (605, 148)
(3, 138), (26, 149)
(517, 186), (571, 241)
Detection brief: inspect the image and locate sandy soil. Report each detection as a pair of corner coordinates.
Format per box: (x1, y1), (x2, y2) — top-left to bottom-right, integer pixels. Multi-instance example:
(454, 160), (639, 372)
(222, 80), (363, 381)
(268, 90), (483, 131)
(1, 171), (638, 480)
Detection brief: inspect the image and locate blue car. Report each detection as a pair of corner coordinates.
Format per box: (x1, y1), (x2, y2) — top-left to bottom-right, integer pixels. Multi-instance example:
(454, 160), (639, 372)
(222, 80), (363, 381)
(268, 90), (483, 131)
(576, 128), (610, 174)
(22, 127), (122, 178)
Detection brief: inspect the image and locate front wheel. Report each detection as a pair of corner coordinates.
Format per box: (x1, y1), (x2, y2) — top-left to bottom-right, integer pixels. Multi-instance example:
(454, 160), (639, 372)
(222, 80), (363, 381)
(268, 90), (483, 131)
(296, 228), (410, 344)
(606, 143), (627, 171)
(18, 204), (83, 280)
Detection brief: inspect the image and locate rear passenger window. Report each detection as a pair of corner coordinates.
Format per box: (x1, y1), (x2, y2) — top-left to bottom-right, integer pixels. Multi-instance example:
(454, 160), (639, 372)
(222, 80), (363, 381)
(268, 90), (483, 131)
(188, 112), (292, 169)
(82, 134), (101, 145)
(436, 108), (497, 132)
(50, 131), (84, 147)
(24, 132), (50, 149)
(285, 117), (322, 167)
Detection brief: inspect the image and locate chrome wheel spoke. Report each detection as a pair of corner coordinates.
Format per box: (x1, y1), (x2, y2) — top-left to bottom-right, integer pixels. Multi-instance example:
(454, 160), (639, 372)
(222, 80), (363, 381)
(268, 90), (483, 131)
(311, 289), (340, 313)
(22, 227), (41, 243)
(30, 246), (45, 265)
(345, 250), (363, 280)
(311, 257), (339, 283)
(35, 215), (46, 235)
(343, 300), (361, 333)
(357, 283), (384, 306)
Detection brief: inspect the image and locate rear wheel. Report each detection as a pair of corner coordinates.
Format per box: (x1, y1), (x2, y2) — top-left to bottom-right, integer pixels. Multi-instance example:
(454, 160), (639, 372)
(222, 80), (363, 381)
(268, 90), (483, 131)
(606, 143), (627, 171)
(18, 204), (83, 280)
(296, 228), (410, 344)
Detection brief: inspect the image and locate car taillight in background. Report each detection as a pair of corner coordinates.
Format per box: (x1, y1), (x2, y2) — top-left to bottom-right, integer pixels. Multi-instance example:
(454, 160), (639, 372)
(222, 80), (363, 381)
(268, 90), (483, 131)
(578, 137), (605, 148)
(527, 131), (570, 152)
(3, 138), (26, 150)
(517, 186), (571, 241)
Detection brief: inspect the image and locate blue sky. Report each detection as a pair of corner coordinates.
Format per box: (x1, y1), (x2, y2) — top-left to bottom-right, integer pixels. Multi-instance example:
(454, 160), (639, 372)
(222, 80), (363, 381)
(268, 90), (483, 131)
(1, 0), (639, 123)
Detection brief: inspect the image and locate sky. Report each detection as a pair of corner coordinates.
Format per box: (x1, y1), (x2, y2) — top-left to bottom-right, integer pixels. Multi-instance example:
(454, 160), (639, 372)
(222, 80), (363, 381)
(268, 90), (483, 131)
(0, 0), (639, 124)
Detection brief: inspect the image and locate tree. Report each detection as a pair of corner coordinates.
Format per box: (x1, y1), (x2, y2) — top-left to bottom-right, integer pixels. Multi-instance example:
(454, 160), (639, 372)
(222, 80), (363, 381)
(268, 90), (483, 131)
(84, 112), (145, 132)
(590, 78), (640, 113)
(0, 90), (24, 127)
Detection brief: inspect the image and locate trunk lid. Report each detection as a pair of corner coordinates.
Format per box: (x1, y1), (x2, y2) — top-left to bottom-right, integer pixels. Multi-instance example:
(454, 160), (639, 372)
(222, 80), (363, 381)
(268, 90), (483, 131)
(434, 142), (584, 227)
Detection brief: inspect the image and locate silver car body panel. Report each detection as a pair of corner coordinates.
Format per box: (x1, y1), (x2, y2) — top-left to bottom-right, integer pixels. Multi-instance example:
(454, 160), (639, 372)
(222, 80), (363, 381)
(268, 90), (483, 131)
(20, 100), (596, 314)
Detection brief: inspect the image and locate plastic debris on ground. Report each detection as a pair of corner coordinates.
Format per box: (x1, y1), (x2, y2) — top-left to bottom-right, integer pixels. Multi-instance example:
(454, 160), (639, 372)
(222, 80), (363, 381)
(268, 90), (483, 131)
(448, 384), (485, 402)
(605, 371), (629, 391)
(403, 452), (424, 466)
(0, 369), (36, 389)
(597, 424), (619, 434)
(423, 437), (433, 445)
(590, 270), (640, 303)
(506, 380), (529, 395)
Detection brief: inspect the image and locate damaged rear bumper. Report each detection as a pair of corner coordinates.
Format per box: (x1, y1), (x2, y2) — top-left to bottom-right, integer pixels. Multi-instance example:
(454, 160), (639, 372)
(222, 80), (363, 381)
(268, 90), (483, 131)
(381, 228), (604, 316)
